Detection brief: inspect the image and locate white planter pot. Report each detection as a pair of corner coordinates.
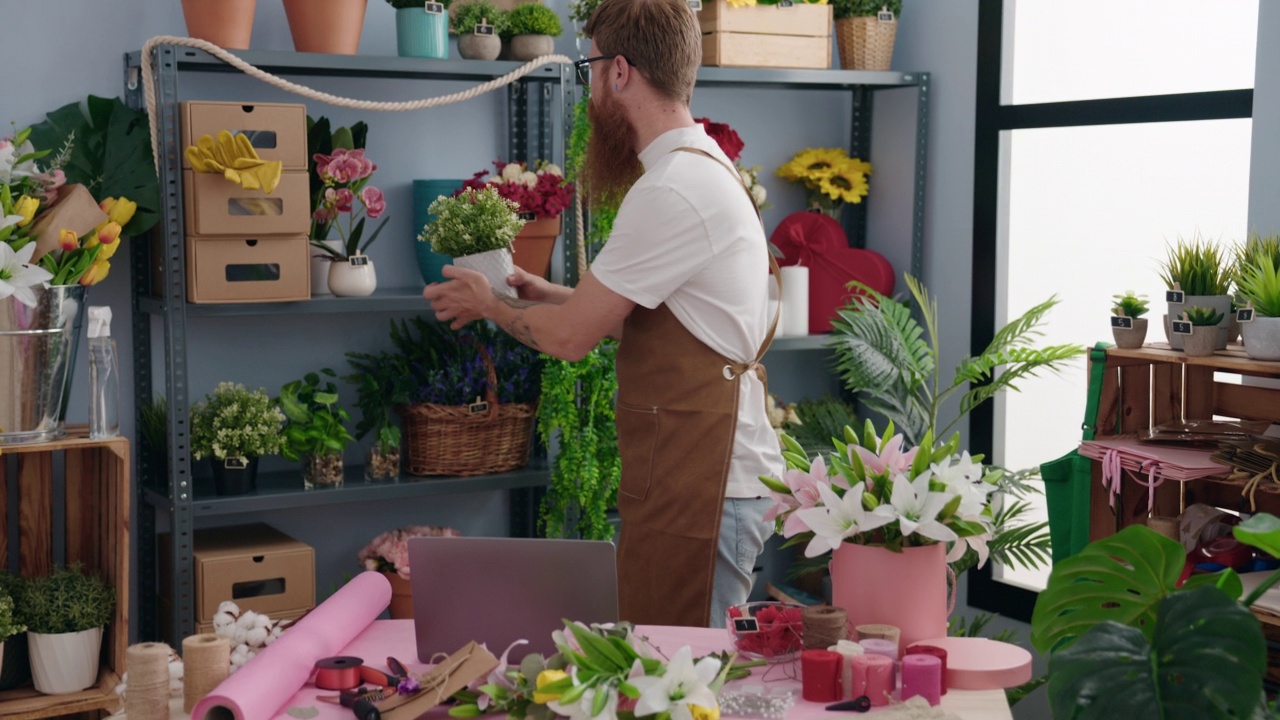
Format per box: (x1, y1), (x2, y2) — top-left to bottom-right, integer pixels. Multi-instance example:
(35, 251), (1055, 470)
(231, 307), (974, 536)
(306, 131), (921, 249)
(310, 239), (343, 296)
(1241, 316), (1280, 361)
(1167, 294), (1231, 350)
(29, 627), (102, 694)
(453, 248), (515, 298)
(328, 254), (378, 297)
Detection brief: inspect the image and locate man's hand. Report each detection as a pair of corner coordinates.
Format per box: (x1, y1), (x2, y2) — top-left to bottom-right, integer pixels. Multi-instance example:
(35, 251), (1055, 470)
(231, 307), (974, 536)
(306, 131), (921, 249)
(422, 265), (497, 329)
(507, 266), (573, 305)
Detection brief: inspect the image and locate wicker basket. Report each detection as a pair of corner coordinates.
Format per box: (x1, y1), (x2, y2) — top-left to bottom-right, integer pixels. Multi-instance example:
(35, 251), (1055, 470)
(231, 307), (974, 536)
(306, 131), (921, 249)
(835, 15), (897, 71)
(400, 400), (536, 476)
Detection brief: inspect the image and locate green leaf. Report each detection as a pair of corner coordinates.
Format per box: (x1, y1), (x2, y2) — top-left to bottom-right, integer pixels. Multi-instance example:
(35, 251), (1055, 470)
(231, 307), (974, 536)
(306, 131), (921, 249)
(1235, 513), (1280, 559)
(1181, 569), (1243, 600)
(448, 704), (484, 718)
(1031, 525), (1186, 654)
(1047, 587), (1265, 720)
(590, 683), (609, 717)
(569, 623), (628, 672)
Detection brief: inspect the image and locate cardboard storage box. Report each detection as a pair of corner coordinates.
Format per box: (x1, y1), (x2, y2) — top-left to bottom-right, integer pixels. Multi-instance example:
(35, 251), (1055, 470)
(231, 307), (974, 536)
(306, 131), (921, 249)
(186, 233), (310, 303)
(181, 101), (308, 171)
(699, 1), (832, 69)
(183, 170), (310, 237)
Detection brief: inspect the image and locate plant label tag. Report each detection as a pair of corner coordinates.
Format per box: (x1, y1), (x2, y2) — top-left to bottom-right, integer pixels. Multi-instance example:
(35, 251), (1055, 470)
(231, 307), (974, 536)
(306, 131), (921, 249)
(518, 211), (537, 222)
(474, 23), (494, 36)
(224, 457), (248, 470)
(1237, 307), (1255, 323)
(687, 0), (702, 10)
(468, 401), (490, 415)
(778, 0), (794, 7)
(349, 255), (369, 267)
(1166, 290), (1185, 304)
(1172, 320), (1193, 335)
(732, 617), (759, 634)
(423, 2), (444, 13)
(1111, 316), (1133, 329)
(877, 9), (897, 22)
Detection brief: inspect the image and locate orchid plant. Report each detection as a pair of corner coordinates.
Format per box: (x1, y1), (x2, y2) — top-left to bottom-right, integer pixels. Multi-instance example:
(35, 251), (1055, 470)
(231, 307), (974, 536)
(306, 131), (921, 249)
(309, 148), (389, 261)
(761, 420), (1000, 566)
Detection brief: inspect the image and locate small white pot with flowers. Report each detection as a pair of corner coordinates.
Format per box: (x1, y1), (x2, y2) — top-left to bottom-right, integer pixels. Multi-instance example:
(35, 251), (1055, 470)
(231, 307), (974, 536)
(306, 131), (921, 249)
(419, 186), (526, 298)
(309, 148), (390, 298)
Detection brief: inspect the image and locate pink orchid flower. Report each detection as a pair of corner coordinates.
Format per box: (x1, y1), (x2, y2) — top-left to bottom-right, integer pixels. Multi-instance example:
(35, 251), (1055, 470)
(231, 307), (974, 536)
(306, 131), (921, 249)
(361, 186), (385, 219)
(325, 187), (355, 213)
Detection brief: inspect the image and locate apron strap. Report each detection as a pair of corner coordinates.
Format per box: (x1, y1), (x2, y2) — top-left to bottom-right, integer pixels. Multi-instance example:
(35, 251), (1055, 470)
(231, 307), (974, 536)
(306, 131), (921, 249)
(672, 146), (781, 379)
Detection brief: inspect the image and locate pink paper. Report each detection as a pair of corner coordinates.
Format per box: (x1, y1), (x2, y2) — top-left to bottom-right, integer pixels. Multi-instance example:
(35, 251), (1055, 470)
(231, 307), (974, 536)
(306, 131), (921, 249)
(192, 571), (392, 720)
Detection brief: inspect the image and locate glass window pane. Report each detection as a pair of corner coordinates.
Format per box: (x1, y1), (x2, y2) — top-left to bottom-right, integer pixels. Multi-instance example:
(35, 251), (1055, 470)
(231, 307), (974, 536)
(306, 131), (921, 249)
(1006, 0), (1258, 105)
(993, 119), (1252, 590)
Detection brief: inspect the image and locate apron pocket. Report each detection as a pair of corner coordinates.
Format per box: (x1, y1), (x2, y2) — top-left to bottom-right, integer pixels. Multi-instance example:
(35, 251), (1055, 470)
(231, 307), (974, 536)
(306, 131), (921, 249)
(617, 401), (658, 502)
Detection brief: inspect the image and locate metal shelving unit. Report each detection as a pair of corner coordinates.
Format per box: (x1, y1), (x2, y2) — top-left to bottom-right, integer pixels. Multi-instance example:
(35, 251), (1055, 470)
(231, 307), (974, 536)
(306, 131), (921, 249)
(123, 45), (570, 644)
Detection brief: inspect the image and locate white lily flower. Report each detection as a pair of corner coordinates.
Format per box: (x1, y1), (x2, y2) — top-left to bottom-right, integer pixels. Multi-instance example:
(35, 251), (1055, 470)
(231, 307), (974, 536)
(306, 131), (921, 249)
(795, 482), (893, 558)
(0, 242), (53, 308)
(0, 140), (37, 185)
(630, 646), (721, 720)
(0, 214), (25, 232)
(878, 472), (958, 543)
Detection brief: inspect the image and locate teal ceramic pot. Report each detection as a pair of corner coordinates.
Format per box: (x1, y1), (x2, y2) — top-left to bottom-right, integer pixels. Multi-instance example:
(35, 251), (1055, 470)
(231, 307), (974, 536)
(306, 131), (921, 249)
(413, 179), (464, 284)
(396, 6), (449, 59)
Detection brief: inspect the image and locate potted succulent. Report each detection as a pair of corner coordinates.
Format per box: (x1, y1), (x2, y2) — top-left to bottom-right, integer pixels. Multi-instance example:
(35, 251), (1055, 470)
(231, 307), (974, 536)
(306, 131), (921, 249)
(345, 349), (413, 482)
(452, 0), (505, 60)
(280, 369), (356, 490)
(1109, 291), (1150, 349)
(1175, 306), (1224, 358)
(0, 586), (24, 680)
(191, 382), (287, 496)
(504, 2), (562, 61)
(833, 0), (901, 71)
(1235, 235), (1280, 360)
(420, 186), (526, 297)
(387, 0), (452, 59)
(1158, 237), (1233, 351)
(457, 160), (574, 278)
(18, 565), (115, 695)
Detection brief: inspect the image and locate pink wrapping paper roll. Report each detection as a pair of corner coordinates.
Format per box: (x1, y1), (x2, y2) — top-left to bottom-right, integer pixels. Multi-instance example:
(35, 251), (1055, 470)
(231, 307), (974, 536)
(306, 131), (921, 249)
(191, 571), (392, 720)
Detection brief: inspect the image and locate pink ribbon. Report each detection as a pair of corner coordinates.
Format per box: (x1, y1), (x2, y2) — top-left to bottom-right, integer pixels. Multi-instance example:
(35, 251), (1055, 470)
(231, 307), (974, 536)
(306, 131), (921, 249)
(1101, 449), (1166, 513)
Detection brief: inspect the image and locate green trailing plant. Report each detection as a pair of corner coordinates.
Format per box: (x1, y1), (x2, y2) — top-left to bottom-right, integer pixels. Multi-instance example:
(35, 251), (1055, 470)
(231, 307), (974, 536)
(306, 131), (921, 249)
(306, 115), (368, 240)
(1111, 291), (1149, 318)
(386, 0), (452, 7)
(1182, 305), (1225, 327)
(832, 0), (903, 20)
(451, 0), (507, 35)
(421, 186), (525, 257)
(1030, 518), (1280, 719)
(191, 383), (286, 462)
(279, 369), (356, 461)
(1158, 235), (1233, 296)
(1235, 237), (1280, 318)
(18, 564), (115, 635)
(504, 2), (562, 38)
(0, 590), (24, 642)
(344, 351), (409, 454)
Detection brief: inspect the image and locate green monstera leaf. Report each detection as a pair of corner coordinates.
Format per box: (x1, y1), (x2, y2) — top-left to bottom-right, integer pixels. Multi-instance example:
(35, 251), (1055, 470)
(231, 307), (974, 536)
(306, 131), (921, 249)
(1047, 586), (1266, 720)
(27, 95), (159, 237)
(1031, 525), (1186, 654)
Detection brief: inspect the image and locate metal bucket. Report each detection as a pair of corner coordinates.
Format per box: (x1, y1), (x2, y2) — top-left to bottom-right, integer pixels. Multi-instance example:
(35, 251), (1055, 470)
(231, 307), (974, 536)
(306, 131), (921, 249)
(0, 285), (86, 444)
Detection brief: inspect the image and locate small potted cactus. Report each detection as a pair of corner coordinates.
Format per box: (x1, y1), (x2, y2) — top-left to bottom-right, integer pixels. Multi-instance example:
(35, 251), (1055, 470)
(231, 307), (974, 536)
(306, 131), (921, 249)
(1176, 306), (1224, 358)
(1110, 291), (1150, 349)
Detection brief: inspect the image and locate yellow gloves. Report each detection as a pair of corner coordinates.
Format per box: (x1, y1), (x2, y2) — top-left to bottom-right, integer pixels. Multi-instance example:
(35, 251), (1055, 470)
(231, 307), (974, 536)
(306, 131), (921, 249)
(185, 131), (284, 194)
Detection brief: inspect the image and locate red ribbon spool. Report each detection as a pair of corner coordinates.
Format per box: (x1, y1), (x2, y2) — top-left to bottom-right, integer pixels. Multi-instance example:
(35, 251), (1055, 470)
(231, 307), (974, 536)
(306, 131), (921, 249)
(314, 655), (364, 690)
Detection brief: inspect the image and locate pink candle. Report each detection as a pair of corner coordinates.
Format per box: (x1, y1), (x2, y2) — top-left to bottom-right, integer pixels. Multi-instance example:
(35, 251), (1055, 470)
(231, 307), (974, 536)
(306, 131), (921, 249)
(800, 649), (841, 703)
(852, 654), (894, 707)
(901, 653), (942, 706)
(906, 644), (948, 694)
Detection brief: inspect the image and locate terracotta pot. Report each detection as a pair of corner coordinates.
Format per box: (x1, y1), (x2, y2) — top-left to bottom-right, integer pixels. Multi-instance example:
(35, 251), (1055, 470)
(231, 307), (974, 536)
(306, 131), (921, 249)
(513, 215), (561, 279)
(282, 0), (367, 55)
(829, 542), (949, 652)
(382, 571), (413, 619)
(182, 0), (257, 50)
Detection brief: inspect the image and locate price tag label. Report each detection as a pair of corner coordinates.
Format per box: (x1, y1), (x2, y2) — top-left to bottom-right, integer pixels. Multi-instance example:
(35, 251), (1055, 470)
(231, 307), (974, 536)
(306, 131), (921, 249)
(468, 400), (490, 415)
(474, 23), (494, 36)
(349, 255), (369, 267)
(1166, 290), (1185, 304)
(1237, 307), (1255, 323)
(423, 1), (444, 13)
(224, 457), (248, 470)
(518, 211), (537, 221)
(732, 617), (759, 634)
(1172, 320), (1193, 335)
(687, 0), (702, 10)
(877, 9), (896, 22)
(1111, 316), (1133, 329)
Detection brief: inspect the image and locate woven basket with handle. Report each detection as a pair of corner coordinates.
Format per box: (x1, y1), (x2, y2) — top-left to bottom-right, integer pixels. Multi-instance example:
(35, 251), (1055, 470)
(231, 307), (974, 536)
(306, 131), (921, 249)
(835, 15), (897, 71)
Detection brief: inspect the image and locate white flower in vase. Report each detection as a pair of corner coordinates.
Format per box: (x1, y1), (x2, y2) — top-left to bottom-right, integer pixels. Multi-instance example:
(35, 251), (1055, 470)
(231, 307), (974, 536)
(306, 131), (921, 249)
(0, 241), (53, 308)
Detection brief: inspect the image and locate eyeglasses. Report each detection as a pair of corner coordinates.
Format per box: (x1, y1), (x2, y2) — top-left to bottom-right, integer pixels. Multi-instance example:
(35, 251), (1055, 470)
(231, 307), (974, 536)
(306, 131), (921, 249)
(574, 54), (636, 85)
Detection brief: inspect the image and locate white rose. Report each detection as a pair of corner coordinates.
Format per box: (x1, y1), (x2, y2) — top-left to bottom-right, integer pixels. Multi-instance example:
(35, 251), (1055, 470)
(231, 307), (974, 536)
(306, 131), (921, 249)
(542, 163), (563, 177)
(519, 171), (538, 188)
(501, 163), (524, 183)
(751, 184), (767, 207)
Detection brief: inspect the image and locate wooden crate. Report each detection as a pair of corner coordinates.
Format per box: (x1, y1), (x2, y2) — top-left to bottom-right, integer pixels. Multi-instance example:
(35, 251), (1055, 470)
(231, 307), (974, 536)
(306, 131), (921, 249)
(698, 1), (832, 36)
(1087, 343), (1280, 541)
(698, 1), (832, 69)
(0, 429), (130, 719)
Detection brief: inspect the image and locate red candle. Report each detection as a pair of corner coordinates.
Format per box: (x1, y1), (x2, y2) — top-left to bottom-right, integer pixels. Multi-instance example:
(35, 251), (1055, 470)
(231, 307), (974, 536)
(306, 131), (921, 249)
(901, 653), (943, 706)
(906, 644), (949, 694)
(800, 649), (842, 703)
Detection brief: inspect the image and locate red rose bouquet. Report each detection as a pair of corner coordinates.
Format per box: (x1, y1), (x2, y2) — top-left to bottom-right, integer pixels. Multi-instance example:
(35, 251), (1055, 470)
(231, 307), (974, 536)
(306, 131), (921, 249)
(696, 117), (744, 162)
(458, 160), (575, 220)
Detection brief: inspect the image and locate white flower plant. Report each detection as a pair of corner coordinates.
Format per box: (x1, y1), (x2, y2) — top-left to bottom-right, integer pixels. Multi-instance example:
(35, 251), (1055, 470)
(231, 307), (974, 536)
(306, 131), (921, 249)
(190, 382), (287, 463)
(450, 621), (738, 720)
(761, 420), (1000, 565)
(0, 241), (53, 308)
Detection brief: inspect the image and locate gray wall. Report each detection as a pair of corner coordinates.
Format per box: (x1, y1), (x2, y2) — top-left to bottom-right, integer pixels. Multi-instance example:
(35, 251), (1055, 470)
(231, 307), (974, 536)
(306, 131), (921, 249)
(1250, 0), (1280, 233)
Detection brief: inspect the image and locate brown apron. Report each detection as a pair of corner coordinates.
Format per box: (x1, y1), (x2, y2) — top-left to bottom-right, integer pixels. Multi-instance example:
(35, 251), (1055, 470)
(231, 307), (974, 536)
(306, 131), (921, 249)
(615, 147), (780, 627)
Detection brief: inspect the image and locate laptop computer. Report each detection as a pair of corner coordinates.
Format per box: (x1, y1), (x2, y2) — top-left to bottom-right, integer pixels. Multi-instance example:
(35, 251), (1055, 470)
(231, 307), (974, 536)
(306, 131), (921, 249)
(408, 536), (619, 661)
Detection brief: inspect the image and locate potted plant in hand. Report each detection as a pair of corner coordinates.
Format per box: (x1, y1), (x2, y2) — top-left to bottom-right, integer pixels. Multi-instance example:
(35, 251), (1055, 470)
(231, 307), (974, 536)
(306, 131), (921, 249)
(387, 0), (452, 58)
(358, 525), (460, 618)
(1159, 236), (1233, 350)
(191, 382), (286, 496)
(18, 565), (115, 695)
(1110, 291), (1149, 349)
(833, 0), (901, 71)
(452, 0), (505, 60)
(309, 146), (389, 297)
(420, 186), (526, 297)
(280, 369), (356, 489)
(504, 2), (562, 61)
(1175, 306), (1224, 358)
(1235, 234), (1280, 360)
(458, 160), (574, 278)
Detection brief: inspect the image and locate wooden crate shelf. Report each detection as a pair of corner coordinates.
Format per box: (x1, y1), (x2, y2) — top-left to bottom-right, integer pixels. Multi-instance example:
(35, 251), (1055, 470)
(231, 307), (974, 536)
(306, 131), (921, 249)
(0, 428), (129, 719)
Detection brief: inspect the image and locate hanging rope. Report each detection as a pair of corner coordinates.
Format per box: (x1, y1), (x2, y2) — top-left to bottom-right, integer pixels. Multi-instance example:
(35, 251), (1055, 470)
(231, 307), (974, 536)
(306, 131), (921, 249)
(138, 35), (573, 173)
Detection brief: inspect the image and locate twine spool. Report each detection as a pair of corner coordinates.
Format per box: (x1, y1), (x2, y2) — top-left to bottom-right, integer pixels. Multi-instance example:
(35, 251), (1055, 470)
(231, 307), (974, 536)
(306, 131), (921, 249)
(855, 623), (901, 648)
(183, 633), (231, 713)
(126, 642), (173, 720)
(802, 605), (848, 649)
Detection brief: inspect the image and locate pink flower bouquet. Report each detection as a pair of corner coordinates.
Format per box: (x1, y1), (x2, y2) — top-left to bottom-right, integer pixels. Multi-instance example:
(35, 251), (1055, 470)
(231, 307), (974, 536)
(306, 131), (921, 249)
(357, 525), (460, 580)
(309, 147), (389, 260)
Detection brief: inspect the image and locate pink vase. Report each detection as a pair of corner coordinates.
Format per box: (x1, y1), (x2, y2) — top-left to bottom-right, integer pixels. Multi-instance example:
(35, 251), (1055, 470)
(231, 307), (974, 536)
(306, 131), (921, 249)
(829, 542), (950, 652)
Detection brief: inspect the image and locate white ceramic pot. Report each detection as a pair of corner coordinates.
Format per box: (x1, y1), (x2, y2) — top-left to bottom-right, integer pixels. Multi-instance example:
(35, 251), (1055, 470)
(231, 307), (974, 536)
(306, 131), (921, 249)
(452, 248), (515, 297)
(28, 627), (102, 694)
(1241, 316), (1280, 361)
(1167, 294), (1231, 350)
(1111, 317), (1148, 349)
(310, 239), (343, 296)
(328, 254), (378, 297)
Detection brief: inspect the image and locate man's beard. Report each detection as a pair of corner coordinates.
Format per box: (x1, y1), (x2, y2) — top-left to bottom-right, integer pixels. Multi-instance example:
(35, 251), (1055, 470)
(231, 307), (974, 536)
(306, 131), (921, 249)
(582, 86), (643, 211)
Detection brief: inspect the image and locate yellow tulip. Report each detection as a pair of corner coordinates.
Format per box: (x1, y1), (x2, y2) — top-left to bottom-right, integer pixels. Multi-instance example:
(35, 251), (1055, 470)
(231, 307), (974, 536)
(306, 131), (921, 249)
(14, 195), (39, 227)
(79, 259), (111, 287)
(690, 705), (720, 720)
(58, 228), (79, 252)
(97, 235), (121, 261)
(96, 222), (122, 248)
(532, 669), (569, 704)
(99, 197), (137, 228)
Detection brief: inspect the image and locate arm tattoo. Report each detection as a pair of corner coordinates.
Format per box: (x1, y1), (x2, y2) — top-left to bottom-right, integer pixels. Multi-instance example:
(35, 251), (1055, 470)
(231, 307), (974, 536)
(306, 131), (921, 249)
(494, 292), (543, 349)
(495, 293), (539, 310)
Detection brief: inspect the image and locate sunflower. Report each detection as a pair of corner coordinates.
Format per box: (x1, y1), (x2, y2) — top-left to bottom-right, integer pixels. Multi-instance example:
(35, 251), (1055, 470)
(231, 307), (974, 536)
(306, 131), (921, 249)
(776, 147), (849, 184)
(816, 157), (871, 204)
(725, 0), (757, 6)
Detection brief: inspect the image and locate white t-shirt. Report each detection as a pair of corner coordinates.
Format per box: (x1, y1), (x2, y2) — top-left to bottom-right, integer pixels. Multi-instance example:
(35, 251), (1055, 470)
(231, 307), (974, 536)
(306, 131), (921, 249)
(591, 125), (784, 499)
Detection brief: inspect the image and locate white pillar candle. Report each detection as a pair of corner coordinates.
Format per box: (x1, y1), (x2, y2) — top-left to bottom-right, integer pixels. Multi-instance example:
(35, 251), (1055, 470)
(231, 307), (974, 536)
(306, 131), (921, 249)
(780, 266), (809, 337)
(768, 274), (785, 337)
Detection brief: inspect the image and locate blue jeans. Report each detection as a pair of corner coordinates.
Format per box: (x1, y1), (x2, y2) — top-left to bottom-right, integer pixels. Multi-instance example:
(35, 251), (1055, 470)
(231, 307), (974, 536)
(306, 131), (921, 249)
(710, 497), (774, 628)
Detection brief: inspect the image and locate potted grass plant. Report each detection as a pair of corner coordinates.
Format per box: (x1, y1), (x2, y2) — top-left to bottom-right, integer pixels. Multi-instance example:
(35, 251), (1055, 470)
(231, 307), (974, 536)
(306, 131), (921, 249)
(452, 0), (505, 60)
(1175, 306), (1224, 358)
(387, 0), (452, 58)
(18, 565), (115, 695)
(1110, 291), (1150, 349)
(1159, 237), (1233, 350)
(504, 2), (562, 61)
(1235, 234), (1280, 361)
(419, 186), (526, 297)
(280, 369), (356, 490)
